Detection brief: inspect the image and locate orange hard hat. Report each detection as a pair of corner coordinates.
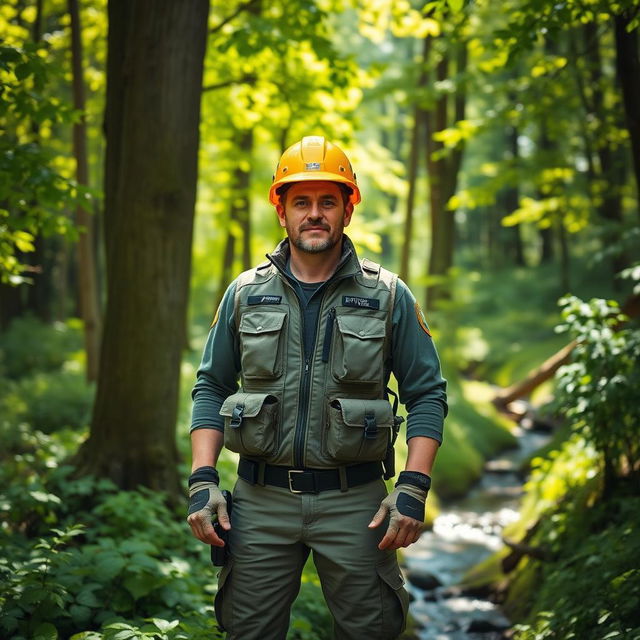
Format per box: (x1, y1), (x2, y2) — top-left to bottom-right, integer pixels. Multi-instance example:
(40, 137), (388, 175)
(269, 136), (361, 206)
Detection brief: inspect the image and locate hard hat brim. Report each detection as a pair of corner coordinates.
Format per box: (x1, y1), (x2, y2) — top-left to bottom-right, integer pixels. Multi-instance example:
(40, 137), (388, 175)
(269, 172), (361, 206)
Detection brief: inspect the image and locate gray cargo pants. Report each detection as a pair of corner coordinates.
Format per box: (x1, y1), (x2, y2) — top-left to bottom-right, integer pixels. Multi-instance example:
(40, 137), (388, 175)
(214, 476), (409, 640)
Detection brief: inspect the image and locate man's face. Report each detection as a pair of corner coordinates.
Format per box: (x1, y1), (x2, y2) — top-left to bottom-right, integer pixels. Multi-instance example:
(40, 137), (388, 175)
(276, 181), (354, 254)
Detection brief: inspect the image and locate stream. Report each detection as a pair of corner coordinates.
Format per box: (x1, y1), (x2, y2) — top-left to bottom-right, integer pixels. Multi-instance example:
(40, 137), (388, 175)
(403, 421), (552, 639)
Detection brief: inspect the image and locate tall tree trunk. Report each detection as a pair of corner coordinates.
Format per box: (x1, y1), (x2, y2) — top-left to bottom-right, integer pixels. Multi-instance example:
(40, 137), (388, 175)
(238, 129), (253, 271)
(69, 0), (102, 382)
(504, 124), (525, 266)
(583, 21), (628, 279)
(77, 0), (210, 497)
(424, 38), (467, 311)
(214, 128), (254, 311)
(400, 38), (430, 283)
(614, 11), (640, 210)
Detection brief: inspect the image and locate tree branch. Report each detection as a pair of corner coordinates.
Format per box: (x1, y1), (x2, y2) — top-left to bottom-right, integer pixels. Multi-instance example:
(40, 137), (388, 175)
(202, 74), (256, 92)
(210, 0), (260, 35)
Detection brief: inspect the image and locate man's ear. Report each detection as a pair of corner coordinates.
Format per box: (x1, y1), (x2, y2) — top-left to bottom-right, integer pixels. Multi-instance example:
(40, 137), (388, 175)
(343, 202), (354, 228)
(275, 203), (287, 228)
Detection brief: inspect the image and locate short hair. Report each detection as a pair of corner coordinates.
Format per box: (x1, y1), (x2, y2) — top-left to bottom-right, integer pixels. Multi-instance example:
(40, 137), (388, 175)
(276, 182), (353, 207)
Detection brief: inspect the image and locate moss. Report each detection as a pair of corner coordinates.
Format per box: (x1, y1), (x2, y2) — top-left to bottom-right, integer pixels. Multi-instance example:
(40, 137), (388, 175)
(458, 546), (510, 592)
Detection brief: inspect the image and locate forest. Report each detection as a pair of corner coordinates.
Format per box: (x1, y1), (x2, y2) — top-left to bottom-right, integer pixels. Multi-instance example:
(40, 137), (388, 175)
(1, 0), (639, 638)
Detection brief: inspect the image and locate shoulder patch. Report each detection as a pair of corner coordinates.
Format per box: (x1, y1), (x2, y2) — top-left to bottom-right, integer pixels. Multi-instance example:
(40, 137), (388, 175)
(210, 304), (221, 328)
(414, 302), (432, 336)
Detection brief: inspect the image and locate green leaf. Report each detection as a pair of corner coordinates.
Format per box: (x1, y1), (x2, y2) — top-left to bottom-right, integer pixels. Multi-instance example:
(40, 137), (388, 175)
(33, 622), (58, 640)
(77, 588), (101, 608)
(151, 618), (179, 633)
(123, 573), (160, 599)
(447, 0), (464, 12)
(14, 61), (34, 81)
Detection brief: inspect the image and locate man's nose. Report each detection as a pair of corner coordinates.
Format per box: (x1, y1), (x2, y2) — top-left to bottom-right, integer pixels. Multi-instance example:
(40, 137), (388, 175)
(308, 202), (322, 219)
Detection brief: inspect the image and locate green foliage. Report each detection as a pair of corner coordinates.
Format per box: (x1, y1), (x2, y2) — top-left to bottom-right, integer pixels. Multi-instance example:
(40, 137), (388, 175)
(555, 295), (640, 487)
(506, 438), (640, 639)
(0, 315), (84, 378)
(498, 292), (640, 639)
(1, 370), (94, 432)
(0, 43), (87, 284)
(289, 576), (333, 640)
(0, 432), (221, 640)
(0, 316), (92, 434)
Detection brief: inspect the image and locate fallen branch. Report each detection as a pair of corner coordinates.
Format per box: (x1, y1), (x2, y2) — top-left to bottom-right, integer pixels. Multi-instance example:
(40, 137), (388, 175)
(493, 292), (640, 409)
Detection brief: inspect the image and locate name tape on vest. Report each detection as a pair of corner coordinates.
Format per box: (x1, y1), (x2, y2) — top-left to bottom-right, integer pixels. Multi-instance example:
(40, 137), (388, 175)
(342, 296), (380, 310)
(248, 295), (282, 305)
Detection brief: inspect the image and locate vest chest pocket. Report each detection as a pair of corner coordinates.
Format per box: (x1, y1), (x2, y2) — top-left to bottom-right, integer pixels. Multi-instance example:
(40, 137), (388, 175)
(239, 311), (287, 379)
(326, 398), (393, 462)
(331, 314), (386, 384)
(219, 392), (279, 457)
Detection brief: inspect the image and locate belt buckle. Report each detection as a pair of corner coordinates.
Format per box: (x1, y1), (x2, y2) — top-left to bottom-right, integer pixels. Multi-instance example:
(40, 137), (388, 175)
(288, 469), (304, 493)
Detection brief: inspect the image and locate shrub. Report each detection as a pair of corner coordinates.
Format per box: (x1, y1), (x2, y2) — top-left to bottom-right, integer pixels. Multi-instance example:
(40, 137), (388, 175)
(555, 295), (640, 493)
(0, 315), (83, 379)
(1, 370), (94, 433)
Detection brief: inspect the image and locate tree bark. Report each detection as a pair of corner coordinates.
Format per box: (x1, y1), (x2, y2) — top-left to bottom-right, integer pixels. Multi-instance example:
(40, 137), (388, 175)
(69, 0), (102, 382)
(424, 38), (467, 311)
(214, 128), (254, 312)
(583, 21), (628, 278)
(614, 11), (640, 210)
(400, 38), (430, 283)
(78, 0), (210, 498)
(238, 129), (253, 271)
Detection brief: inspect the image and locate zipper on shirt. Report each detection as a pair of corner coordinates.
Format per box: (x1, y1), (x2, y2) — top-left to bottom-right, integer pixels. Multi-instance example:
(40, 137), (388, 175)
(321, 307), (336, 363)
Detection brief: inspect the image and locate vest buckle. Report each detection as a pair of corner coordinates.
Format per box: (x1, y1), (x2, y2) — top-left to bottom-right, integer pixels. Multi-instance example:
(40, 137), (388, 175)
(364, 412), (378, 440)
(230, 404), (244, 428)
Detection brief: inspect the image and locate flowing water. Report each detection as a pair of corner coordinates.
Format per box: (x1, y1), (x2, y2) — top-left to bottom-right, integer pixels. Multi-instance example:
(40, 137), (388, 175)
(404, 424), (551, 639)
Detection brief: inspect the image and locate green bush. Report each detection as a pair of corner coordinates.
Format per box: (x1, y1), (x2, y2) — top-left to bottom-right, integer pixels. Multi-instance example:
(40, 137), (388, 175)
(502, 293), (640, 639)
(0, 422), (335, 640)
(0, 315), (83, 379)
(555, 295), (640, 492)
(1, 370), (94, 433)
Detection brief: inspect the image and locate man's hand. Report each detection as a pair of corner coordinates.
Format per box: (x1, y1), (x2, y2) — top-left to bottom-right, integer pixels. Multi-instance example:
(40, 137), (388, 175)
(186, 466), (230, 546)
(368, 471), (431, 550)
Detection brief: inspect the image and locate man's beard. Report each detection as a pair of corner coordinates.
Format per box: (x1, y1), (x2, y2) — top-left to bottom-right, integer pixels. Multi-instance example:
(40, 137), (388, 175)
(292, 233), (339, 254)
(289, 220), (343, 254)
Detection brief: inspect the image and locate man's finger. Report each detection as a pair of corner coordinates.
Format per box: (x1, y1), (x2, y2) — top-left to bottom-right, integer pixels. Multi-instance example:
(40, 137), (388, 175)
(217, 504), (231, 530)
(188, 511), (222, 545)
(378, 522), (399, 550)
(368, 505), (388, 529)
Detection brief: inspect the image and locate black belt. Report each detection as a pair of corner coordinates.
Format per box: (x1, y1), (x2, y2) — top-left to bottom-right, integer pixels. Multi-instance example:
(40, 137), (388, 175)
(238, 458), (383, 493)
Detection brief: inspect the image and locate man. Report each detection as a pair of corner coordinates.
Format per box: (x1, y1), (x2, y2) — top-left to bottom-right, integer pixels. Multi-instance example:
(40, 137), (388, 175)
(187, 136), (447, 639)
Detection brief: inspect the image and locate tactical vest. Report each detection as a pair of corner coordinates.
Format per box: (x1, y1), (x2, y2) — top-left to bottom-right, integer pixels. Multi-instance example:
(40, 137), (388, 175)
(219, 239), (398, 469)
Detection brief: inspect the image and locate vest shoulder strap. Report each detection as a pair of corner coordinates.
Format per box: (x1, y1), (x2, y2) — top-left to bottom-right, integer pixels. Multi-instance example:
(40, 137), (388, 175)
(357, 257), (398, 360)
(232, 262), (275, 325)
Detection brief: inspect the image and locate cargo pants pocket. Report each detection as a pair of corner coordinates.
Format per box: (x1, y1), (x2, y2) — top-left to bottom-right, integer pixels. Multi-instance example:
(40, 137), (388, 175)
(214, 559), (233, 633)
(219, 392), (279, 457)
(376, 555), (409, 638)
(326, 398), (393, 462)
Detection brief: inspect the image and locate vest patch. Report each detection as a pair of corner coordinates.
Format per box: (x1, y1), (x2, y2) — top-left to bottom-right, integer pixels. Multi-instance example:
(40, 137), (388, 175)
(248, 295), (282, 305)
(342, 296), (380, 310)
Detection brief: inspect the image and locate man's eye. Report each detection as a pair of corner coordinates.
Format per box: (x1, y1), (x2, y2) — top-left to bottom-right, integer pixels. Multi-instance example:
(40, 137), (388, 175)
(322, 200), (336, 207)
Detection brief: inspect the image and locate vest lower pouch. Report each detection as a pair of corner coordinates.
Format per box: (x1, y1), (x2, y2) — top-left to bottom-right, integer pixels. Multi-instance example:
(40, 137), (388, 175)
(219, 392), (279, 457)
(332, 314), (386, 384)
(326, 398), (393, 462)
(239, 311), (287, 379)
